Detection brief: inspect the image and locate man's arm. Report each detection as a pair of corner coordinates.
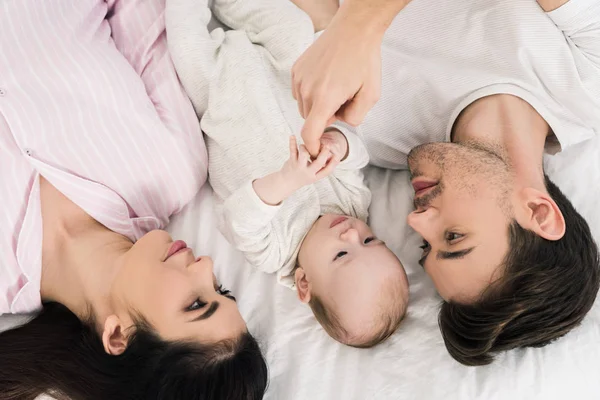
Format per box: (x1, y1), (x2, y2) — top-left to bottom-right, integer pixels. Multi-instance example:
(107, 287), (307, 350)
(541, 0), (600, 72)
(537, 0), (570, 12)
(292, 0), (411, 156)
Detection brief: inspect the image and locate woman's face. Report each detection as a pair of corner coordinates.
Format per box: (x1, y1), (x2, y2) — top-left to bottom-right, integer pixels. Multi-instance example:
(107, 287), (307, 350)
(111, 230), (246, 344)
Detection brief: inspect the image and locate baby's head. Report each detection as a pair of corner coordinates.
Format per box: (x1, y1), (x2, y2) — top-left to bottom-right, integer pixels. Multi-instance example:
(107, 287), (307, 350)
(295, 215), (409, 347)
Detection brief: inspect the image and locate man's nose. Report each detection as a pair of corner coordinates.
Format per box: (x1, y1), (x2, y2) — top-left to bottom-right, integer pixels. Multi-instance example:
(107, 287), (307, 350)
(407, 208), (436, 240)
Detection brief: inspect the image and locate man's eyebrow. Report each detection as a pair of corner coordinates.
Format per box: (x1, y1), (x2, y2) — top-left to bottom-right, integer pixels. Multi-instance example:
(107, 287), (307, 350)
(192, 302), (219, 322)
(437, 247), (475, 260)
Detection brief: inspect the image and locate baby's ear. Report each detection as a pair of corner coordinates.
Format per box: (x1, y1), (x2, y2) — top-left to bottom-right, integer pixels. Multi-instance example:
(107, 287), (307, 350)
(295, 267), (312, 304)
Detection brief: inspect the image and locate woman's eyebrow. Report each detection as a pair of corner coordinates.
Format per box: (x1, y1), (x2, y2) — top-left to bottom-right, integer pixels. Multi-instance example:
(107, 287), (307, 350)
(192, 302), (219, 322)
(437, 247), (475, 260)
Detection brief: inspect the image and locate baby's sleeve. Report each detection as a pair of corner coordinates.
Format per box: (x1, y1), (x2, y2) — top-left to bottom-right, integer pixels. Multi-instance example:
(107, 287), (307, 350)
(329, 122), (370, 171)
(165, 0), (224, 116)
(326, 123), (372, 222)
(218, 181), (287, 273)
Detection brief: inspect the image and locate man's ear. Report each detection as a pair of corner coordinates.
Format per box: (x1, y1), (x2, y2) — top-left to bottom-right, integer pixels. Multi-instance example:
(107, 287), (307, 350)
(518, 188), (566, 241)
(295, 267), (312, 304)
(102, 315), (129, 356)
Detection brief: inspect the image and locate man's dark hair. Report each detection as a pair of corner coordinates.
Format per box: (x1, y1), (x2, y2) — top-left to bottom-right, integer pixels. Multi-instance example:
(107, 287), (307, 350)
(439, 176), (600, 366)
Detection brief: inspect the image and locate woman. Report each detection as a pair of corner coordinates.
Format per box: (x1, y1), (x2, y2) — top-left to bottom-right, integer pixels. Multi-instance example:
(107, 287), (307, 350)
(0, 1), (267, 399)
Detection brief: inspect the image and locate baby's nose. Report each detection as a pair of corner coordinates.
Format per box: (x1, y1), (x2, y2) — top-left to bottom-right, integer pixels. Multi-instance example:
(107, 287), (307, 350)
(340, 228), (361, 243)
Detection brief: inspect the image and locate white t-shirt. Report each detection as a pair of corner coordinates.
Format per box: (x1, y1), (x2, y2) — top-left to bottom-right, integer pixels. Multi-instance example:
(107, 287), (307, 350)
(356, 0), (600, 168)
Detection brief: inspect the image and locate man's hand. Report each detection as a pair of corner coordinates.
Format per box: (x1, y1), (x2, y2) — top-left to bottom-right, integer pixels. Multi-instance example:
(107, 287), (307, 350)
(292, 0), (410, 156)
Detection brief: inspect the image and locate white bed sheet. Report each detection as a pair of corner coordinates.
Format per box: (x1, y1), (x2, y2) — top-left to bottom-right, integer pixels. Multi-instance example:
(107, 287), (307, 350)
(2, 135), (600, 400)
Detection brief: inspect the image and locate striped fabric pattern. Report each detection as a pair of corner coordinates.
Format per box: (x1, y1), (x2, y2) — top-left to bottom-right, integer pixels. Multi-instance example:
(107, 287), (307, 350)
(0, 0), (206, 315)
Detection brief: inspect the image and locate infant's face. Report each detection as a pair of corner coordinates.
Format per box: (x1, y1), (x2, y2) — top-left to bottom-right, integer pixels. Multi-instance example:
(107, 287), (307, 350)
(297, 215), (408, 333)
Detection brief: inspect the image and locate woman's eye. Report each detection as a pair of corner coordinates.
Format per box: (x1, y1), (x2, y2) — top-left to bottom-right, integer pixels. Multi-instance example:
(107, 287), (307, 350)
(186, 299), (207, 312)
(334, 251), (348, 261)
(364, 237), (375, 244)
(217, 285), (236, 301)
(419, 240), (430, 251)
(445, 232), (464, 243)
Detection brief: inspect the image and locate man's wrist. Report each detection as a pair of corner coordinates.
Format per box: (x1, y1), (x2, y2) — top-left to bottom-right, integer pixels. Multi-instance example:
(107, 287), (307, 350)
(337, 0), (410, 37)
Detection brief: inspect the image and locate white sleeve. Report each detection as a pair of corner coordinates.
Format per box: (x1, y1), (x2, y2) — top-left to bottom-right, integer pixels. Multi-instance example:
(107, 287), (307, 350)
(218, 180), (286, 273)
(211, 0), (314, 65)
(326, 122), (372, 221)
(547, 0), (600, 68)
(329, 122), (370, 171)
(165, 0), (223, 116)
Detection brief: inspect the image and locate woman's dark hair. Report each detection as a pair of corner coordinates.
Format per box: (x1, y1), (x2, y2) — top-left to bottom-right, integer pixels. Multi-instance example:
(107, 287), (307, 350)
(439, 176), (600, 366)
(0, 302), (268, 400)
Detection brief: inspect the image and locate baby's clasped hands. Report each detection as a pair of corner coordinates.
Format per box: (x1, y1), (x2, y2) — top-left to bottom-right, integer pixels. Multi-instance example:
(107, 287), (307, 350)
(280, 135), (340, 189)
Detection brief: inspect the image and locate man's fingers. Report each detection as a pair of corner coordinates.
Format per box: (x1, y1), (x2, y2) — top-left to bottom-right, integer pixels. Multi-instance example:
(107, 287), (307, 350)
(302, 105), (334, 156)
(336, 84), (380, 126)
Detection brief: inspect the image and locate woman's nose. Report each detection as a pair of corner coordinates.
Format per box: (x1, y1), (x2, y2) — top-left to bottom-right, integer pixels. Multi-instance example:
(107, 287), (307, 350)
(191, 256), (214, 276)
(199, 256), (214, 272)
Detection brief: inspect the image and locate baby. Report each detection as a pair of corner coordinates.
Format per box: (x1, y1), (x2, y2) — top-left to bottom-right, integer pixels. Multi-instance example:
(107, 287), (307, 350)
(166, 0), (409, 347)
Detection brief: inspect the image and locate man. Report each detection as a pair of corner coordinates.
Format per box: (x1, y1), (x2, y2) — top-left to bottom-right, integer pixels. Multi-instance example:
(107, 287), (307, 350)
(292, 0), (600, 365)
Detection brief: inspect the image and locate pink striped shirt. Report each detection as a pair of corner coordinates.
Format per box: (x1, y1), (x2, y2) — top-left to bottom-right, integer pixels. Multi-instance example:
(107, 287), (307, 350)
(0, 0), (207, 315)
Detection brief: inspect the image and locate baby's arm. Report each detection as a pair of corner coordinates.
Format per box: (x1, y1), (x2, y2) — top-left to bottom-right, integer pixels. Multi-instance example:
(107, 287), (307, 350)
(322, 125), (372, 218)
(165, 0), (222, 116)
(253, 136), (339, 205)
(219, 137), (338, 272)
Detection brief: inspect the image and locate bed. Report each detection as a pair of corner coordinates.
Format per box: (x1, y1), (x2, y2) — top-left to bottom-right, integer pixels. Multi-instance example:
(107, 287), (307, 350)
(2, 107), (599, 400)
(2, 3), (600, 400)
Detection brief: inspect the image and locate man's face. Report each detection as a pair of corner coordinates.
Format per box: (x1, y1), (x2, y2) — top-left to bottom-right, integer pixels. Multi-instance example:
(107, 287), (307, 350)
(406, 142), (513, 303)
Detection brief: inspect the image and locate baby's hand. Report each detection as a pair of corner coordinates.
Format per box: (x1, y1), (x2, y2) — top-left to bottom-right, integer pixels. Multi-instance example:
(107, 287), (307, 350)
(320, 128), (349, 162)
(281, 136), (340, 190)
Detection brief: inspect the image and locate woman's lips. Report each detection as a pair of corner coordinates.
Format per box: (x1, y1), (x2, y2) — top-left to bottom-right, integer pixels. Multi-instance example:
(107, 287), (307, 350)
(166, 240), (188, 260)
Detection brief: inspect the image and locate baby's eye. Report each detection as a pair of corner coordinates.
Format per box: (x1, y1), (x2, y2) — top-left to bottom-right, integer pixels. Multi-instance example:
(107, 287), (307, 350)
(186, 298), (207, 312)
(364, 237), (375, 244)
(334, 251), (348, 261)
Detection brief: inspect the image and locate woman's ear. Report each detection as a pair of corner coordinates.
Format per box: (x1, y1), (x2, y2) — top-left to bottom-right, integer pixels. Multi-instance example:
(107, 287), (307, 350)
(295, 267), (312, 304)
(518, 188), (566, 241)
(102, 315), (129, 356)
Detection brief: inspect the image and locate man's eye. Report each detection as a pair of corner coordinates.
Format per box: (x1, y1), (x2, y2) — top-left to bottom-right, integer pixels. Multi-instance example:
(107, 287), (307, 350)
(334, 251), (348, 261)
(364, 237), (375, 244)
(186, 299), (207, 312)
(445, 232), (464, 243)
(419, 240), (430, 251)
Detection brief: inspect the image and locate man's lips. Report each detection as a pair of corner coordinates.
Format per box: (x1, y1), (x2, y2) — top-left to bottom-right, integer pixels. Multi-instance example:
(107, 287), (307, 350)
(166, 240), (188, 260)
(412, 179), (438, 197)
